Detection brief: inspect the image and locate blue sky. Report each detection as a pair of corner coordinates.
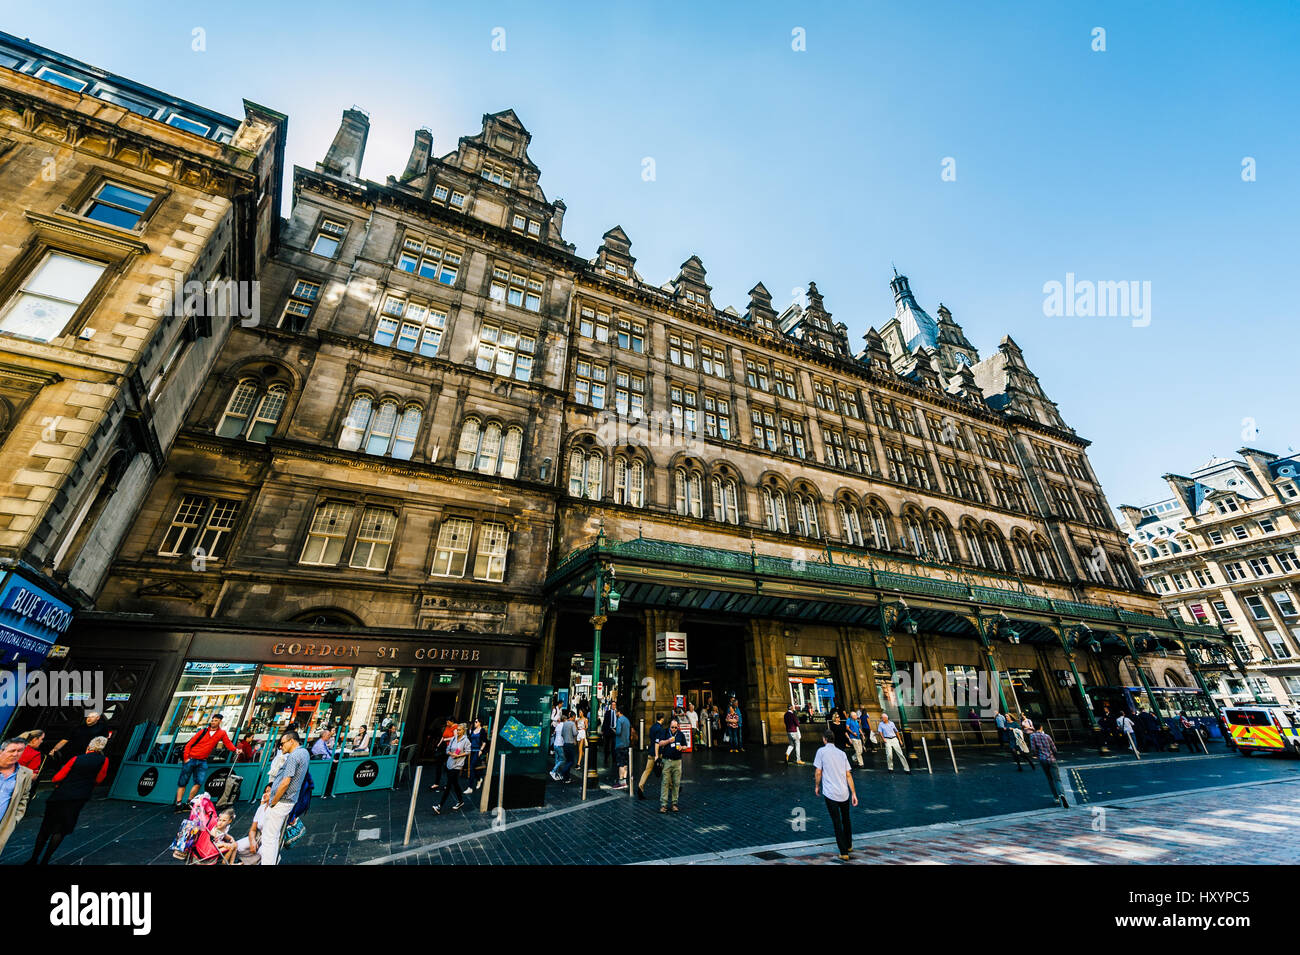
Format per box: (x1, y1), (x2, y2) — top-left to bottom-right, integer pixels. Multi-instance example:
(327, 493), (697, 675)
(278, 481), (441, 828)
(9, 0), (1298, 510)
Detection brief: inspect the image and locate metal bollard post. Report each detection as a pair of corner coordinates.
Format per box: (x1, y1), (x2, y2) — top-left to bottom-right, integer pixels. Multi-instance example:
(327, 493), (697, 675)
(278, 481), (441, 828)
(761, 720), (768, 747)
(946, 737), (959, 774)
(1126, 730), (1141, 760)
(1197, 727), (1209, 755)
(581, 742), (590, 800)
(920, 736), (934, 774)
(639, 719), (645, 752)
(403, 765), (423, 846)
(498, 754), (506, 810)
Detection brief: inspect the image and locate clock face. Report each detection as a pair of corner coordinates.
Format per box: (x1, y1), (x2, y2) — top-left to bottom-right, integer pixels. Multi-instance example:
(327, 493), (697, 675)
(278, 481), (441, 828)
(954, 353), (972, 366)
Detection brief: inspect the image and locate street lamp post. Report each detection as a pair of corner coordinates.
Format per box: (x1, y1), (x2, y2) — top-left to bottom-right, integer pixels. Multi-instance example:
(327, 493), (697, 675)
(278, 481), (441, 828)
(1060, 623), (1102, 739)
(879, 599), (919, 730)
(587, 530), (620, 784)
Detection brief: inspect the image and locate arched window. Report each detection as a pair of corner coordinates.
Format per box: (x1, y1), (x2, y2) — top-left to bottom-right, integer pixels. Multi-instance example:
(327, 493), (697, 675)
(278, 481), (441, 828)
(1033, 539), (1057, 579)
(364, 400), (398, 455)
(217, 378), (287, 443)
(615, 456), (645, 507)
(963, 525), (985, 567)
(794, 494), (820, 538)
(1013, 534), (1034, 574)
(839, 503), (864, 546)
(338, 395), (420, 458)
(903, 513), (927, 557)
(455, 418), (523, 477)
(983, 529), (1007, 572)
(867, 506), (890, 549)
(455, 417), (481, 469)
(500, 427), (523, 479)
(929, 519), (953, 562)
(763, 487), (789, 533)
(569, 450), (603, 500)
(675, 468), (703, 518)
(712, 477), (739, 524)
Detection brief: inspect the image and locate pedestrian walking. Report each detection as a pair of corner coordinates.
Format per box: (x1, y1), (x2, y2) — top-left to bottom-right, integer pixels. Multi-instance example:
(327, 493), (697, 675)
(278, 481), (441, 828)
(1116, 711), (1136, 749)
(260, 729), (310, 866)
(46, 711), (105, 765)
(467, 719), (487, 790)
(814, 730), (858, 859)
(877, 713), (910, 773)
(611, 702), (631, 789)
(600, 699), (616, 767)
(576, 708), (589, 772)
(549, 711), (578, 783)
(25, 736), (110, 864)
(1019, 713), (1034, 736)
(432, 723), (470, 813)
(784, 704), (804, 765)
(1008, 722), (1032, 770)
(846, 710), (866, 768)
(968, 708), (984, 743)
(726, 700), (745, 752)
(829, 710), (849, 753)
(1028, 723), (1068, 808)
(1176, 714), (1200, 753)
(428, 718), (456, 791)
(657, 718), (687, 813)
(0, 737), (36, 857)
(173, 713), (237, 811)
(16, 730), (45, 775)
(637, 713), (668, 799)
(707, 705), (721, 749)
(994, 711), (1008, 746)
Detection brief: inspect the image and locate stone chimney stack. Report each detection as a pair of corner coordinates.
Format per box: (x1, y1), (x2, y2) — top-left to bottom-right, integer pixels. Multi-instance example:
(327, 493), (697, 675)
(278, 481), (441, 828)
(550, 197), (566, 237)
(401, 128), (433, 181)
(321, 107), (370, 178)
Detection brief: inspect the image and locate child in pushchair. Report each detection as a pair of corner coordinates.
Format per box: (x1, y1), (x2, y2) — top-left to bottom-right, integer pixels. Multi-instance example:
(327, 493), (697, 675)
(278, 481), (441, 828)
(169, 793), (237, 864)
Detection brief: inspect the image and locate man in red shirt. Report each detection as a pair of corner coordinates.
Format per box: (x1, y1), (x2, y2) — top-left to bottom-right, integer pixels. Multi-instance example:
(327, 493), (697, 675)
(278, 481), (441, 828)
(174, 714), (236, 811)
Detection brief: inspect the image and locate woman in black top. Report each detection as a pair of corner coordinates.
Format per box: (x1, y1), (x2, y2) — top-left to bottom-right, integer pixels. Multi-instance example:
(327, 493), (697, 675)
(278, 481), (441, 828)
(26, 736), (110, 865)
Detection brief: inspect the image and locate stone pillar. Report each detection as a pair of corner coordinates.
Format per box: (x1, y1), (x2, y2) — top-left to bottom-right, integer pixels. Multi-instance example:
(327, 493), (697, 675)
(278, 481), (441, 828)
(633, 609), (682, 734)
(835, 626), (878, 715)
(745, 618), (788, 746)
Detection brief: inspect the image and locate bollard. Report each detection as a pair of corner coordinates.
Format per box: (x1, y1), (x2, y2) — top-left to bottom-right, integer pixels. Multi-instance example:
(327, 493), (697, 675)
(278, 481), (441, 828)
(920, 736), (934, 774)
(639, 719), (645, 751)
(498, 754), (506, 810)
(1126, 730), (1141, 760)
(761, 720), (768, 747)
(1197, 727), (1209, 755)
(403, 764), (423, 846)
(629, 750), (635, 799)
(581, 741), (590, 800)
(946, 737), (959, 774)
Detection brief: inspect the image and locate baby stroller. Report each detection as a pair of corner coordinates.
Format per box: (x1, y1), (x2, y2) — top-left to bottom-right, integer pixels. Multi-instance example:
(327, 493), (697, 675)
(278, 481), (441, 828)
(170, 793), (231, 865)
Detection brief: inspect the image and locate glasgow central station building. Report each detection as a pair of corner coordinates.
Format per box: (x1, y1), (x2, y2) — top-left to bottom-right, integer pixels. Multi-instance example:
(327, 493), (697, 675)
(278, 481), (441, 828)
(0, 38), (1237, 798)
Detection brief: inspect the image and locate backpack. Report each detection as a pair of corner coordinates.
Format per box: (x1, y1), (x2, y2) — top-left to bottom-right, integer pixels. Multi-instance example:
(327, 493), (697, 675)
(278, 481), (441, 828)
(290, 764), (314, 820)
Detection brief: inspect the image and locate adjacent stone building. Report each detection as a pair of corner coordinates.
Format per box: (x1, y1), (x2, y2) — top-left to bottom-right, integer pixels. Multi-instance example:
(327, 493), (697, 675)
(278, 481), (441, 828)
(0, 32), (284, 734)
(54, 104), (1229, 797)
(1119, 449), (1300, 707)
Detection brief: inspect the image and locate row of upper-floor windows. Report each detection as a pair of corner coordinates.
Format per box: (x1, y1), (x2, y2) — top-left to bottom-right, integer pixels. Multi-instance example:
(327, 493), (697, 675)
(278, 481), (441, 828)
(559, 453), (1132, 585)
(157, 493), (511, 582)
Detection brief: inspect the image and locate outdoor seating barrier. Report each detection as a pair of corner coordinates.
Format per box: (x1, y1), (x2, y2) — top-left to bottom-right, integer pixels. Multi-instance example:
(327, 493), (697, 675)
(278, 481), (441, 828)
(920, 737), (933, 774)
(946, 737), (959, 773)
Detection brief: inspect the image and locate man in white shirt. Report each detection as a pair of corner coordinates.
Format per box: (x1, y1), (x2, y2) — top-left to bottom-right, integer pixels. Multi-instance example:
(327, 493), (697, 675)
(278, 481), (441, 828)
(814, 731), (858, 860)
(877, 713), (910, 773)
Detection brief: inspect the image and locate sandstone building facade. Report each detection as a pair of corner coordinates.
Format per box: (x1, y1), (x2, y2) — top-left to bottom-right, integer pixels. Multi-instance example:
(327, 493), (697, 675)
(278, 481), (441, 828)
(44, 104), (1229, 794)
(1120, 449), (1300, 707)
(0, 33), (284, 736)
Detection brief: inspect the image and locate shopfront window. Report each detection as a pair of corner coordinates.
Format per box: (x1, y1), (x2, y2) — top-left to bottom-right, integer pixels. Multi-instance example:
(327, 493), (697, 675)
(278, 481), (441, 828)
(342, 667), (415, 755)
(787, 655), (836, 716)
(873, 658), (912, 714)
(150, 662), (258, 763)
(1004, 668), (1046, 721)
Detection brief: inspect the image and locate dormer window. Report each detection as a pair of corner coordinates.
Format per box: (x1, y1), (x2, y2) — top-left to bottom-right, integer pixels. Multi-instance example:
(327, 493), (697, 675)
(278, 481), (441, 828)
(1215, 497), (1240, 514)
(481, 163), (514, 188)
(433, 184), (449, 201)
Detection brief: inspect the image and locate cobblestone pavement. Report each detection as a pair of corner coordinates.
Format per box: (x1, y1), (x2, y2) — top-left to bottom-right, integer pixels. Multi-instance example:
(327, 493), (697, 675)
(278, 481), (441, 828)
(709, 777), (1300, 866)
(2, 741), (1295, 865)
